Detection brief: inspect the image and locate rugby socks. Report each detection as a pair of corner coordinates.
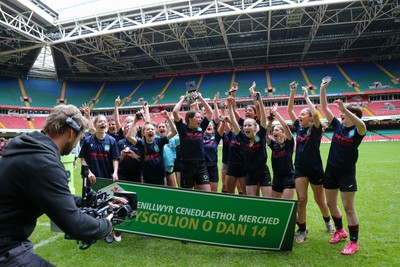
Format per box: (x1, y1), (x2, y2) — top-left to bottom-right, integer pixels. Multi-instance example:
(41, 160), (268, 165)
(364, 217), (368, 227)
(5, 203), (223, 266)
(332, 216), (343, 229)
(297, 222), (307, 231)
(323, 216), (330, 223)
(348, 224), (359, 242)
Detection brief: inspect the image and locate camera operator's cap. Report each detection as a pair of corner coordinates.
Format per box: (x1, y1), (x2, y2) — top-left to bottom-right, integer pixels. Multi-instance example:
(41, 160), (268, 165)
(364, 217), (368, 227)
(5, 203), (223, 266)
(185, 81), (197, 93)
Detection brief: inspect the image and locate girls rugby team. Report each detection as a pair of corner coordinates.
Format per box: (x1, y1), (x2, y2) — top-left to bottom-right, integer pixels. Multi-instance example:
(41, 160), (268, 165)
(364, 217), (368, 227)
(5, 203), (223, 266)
(79, 78), (365, 255)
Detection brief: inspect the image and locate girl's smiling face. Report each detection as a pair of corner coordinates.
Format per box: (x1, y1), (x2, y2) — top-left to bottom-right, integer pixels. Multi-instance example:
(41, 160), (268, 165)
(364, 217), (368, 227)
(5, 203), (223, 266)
(95, 116), (108, 133)
(189, 112), (202, 129)
(298, 108), (312, 127)
(144, 124), (156, 141)
(157, 122), (168, 137)
(243, 119), (257, 139)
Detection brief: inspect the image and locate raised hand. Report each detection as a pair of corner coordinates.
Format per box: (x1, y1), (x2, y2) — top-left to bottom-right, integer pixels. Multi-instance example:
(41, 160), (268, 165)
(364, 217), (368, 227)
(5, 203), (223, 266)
(290, 81), (299, 92)
(333, 99), (345, 112)
(302, 86), (309, 98)
(115, 95), (121, 106)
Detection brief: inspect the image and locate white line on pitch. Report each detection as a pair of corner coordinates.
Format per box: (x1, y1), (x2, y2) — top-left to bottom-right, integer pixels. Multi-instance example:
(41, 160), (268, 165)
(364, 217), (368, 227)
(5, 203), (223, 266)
(34, 233), (64, 249)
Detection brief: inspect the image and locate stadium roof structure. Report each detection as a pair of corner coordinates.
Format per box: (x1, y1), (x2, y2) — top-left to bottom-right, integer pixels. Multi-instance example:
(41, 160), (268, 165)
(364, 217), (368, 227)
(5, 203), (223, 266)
(0, 0), (399, 81)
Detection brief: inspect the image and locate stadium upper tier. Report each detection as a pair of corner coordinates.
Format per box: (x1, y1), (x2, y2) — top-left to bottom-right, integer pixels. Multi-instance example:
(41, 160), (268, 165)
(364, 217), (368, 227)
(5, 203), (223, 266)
(0, 60), (399, 109)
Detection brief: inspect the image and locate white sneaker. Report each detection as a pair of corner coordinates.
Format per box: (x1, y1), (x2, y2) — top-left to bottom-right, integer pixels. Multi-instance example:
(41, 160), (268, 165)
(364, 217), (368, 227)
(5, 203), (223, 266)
(114, 234), (122, 242)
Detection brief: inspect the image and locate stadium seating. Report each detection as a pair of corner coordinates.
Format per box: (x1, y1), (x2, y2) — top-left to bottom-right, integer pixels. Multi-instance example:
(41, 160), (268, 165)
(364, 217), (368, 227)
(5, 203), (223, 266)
(32, 116), (47, 130)
(159, 75), (202, 105)
(339, 61), (394, 92)
(234, 69), (267, 98)
(302, 64), (350, 93)
(131, 78), (170, 106)
(372, 128), (400, 141)
(22, 79), (63, 108)
(0, 116), (30, 129)
(378, 59), (400, 80)
(65, 81), (104, 107)
(99, 80), (143, 108)
(0, 77), (24, 106)
(198, 72), (233, 100)
(269, 67), (305, 96)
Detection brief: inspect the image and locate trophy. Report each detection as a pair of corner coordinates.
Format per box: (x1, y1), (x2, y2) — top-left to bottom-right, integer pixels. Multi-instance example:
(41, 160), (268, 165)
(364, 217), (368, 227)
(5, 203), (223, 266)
(185, 81), (198, 105)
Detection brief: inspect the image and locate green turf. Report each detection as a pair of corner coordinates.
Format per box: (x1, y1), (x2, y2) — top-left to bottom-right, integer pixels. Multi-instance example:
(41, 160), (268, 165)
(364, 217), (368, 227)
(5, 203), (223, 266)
(31, 141), (400, 266)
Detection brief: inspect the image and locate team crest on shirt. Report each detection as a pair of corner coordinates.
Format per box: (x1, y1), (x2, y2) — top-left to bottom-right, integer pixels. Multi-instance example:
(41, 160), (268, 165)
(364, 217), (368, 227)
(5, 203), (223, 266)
(348, 129), (355, 138)
(154, 145), (159, 152)
(105, 144), (110, 152)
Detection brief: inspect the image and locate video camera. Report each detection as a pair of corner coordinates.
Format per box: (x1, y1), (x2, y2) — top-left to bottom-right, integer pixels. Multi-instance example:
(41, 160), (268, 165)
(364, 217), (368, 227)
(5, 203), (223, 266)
(66, 166), (137, 249)
(81, 187), (137, 224)
(80, 165), (137, 224)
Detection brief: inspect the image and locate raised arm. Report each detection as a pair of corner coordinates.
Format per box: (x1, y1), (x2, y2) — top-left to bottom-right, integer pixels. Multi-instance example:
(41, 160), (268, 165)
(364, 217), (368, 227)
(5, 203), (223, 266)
(227, 96), (241, 135)
(255, 91), (266, 129)
(82, 103), (96, 134)
(266, 107), (274, 145)
(334, 100), (367, 136)
(161, 111), (177, 140)
(319, 78), (335, 124)
(302, 87), (321, 128)
(273, 103), (293, 141)
(249, 82), (261, 119)
(212, 92), (220, 124)
(216, 118), (225, 137)
(173, 96), (185, 122)
(142, 101), (150, 124)
(287, 81), (298, 123)
(114, 96), (122, 132)
(126, 115), (139, 145)
(197, 92), (213, 122)
(190, 99), (200, 112)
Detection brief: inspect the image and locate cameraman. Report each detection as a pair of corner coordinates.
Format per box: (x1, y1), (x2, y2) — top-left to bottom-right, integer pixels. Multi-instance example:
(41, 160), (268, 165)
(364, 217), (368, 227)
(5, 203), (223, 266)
(0, 105), (114, 266)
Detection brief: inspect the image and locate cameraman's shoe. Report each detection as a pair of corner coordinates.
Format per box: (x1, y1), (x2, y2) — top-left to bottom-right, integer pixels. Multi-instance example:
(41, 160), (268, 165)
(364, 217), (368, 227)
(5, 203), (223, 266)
(105, 234), (114, 243)
(114, 232), (122, 242)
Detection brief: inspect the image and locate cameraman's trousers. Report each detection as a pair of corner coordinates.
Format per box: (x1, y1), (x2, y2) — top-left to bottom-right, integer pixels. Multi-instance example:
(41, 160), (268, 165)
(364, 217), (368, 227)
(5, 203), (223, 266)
(0, 240), (55, 267)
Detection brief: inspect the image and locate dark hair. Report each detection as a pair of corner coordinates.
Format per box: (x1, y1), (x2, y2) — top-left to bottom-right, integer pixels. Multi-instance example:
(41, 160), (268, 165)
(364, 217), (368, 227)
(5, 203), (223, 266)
(346, 104), (363, 119)
(245, 105), (256, 113)
(185, 110), (197, 124)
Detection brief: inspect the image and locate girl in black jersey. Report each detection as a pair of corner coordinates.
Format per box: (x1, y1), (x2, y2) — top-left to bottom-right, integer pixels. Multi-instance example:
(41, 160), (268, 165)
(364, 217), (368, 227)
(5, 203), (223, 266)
(320, 80), (366, 255)
(173, 92), (213, 191)
(266, 104), (295, 200)
(203, 120), (224, 192)
(288, 83), (333, 244)
(228, 92), (272, 197)
(127, 111), (177, 186)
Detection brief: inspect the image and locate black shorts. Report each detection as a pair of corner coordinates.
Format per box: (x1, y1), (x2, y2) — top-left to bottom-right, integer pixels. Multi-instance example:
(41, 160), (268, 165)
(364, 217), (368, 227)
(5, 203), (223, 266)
(173, 157), (182, 172)
(207, 165), (219, 183)
(119, 173), (142, 183)
(226, 163), (246, 178)
(180, 161), (210, 188)
(144, 177), (166, 186)
(324, 163), (357, 192)
(272, 174), (295, 193)
(246, 165), (272, 186)
(295, 166), (324, 185)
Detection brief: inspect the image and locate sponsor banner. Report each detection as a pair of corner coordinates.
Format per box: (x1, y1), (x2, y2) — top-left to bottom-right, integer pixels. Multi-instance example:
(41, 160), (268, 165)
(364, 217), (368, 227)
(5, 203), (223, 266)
(93, 179), (297, 251)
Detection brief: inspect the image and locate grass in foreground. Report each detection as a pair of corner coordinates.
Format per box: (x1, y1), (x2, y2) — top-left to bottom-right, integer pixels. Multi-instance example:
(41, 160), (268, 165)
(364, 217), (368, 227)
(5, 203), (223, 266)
(31, 142), (400, 266)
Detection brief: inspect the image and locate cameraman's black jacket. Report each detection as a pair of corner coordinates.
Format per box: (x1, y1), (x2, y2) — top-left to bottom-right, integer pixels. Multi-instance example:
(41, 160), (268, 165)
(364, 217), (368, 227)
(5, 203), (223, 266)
(0, 131), (112, 255)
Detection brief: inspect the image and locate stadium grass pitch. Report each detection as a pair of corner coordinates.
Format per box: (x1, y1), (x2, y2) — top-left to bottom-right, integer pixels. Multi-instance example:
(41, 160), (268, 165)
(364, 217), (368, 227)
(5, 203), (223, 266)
(31, 141), (400, 266)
